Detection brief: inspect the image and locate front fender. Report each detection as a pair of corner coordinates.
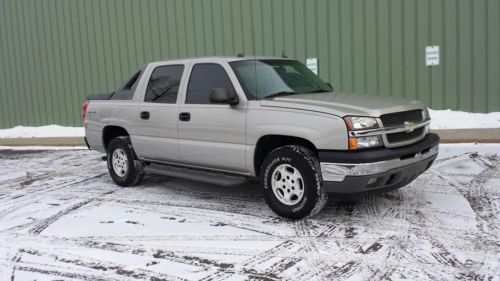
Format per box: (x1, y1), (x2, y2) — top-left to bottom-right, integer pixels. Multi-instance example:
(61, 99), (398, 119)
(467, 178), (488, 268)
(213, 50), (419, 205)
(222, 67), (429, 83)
(247, 108), (348, 150)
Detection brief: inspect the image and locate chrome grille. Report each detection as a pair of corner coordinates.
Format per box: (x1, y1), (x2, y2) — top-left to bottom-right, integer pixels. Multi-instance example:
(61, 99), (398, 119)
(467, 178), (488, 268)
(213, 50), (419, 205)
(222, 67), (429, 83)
(380, 110), (425, 145)
(386, 127), (425, 143)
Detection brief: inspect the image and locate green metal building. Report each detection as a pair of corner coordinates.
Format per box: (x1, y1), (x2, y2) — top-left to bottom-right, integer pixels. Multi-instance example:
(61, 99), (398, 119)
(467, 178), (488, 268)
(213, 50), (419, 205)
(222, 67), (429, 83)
(0, 0), (499, 128)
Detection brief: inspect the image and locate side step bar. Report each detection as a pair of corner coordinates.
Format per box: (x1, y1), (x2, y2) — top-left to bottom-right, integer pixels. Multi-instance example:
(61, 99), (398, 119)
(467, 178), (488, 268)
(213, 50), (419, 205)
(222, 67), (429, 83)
(144, 163), (257, 186)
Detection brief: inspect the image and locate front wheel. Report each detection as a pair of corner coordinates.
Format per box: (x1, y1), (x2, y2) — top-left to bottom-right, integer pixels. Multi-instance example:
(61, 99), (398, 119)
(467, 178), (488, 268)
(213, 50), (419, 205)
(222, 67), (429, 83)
(107, 136), (144, 187)
(260, 145), (327, 219)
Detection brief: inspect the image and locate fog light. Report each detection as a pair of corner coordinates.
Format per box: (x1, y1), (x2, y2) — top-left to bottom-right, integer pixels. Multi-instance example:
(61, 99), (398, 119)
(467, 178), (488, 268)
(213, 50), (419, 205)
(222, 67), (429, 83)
(367, 177), (377, 185)
(356, 136), (383, 149)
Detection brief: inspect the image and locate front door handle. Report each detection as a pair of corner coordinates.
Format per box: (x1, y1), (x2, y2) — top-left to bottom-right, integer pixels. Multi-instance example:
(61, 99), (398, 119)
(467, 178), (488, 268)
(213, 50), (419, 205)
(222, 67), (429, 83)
(140, 111), (150, 120)
(179, 112), (191, 121)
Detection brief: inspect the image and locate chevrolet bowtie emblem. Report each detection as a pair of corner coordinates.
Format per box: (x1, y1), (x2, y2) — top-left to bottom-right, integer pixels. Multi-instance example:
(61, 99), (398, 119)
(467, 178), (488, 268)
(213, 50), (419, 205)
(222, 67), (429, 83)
(404, 121), (417, 133)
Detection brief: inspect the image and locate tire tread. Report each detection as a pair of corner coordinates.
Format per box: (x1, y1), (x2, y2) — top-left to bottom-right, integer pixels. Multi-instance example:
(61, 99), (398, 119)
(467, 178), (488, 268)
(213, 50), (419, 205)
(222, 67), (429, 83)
(107, 136), (144, 187)
(260, 145), (327, 219)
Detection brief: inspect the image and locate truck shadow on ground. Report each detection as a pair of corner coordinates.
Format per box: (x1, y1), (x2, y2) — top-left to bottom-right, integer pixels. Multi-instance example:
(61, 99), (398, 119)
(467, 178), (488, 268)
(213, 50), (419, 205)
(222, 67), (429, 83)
(139, 169), (404, 217)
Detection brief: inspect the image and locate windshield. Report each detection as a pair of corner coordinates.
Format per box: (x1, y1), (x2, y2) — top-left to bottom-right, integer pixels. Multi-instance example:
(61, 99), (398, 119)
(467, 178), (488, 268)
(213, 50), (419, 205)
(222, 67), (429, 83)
(229, 59), (332, 99)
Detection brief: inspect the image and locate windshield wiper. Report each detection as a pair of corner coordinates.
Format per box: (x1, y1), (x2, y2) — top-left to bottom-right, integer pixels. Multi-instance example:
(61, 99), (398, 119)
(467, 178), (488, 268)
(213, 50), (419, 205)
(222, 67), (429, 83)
(307, 89), (330, 93)
(263, 91), (300, 99)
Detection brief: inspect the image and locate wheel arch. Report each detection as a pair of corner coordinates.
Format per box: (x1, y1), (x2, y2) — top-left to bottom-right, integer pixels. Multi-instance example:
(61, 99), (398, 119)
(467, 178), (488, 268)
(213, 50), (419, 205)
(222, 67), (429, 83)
(102, 125), (130, 150)
(253, 134), (318, 177)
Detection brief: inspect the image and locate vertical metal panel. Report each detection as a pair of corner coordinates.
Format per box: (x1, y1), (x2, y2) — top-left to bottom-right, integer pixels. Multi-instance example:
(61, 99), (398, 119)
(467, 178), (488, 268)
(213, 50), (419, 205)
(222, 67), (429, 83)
(0, 0), (499, 128)
(365, 0), (379, 97)
(221, 0), (233, 54)
(330, 0), (343, 90)
(444, 0), (459, 110)
(402, 0), (417, 101)
(282, 1), (295, 58)
(352, 0), (365, 94)
(472, 0), (488, 112)
(0, 0), (12, 126)
(390, 0), (403, 99)
(317, 0), (329, 80)
(416, 0), (431, 106)
(378, 0), (392, 97)
(340, 0), (354, 93)
(487, 0), (500, 112)
(457, 0), (473, 112)
(430, 0), (445, 109)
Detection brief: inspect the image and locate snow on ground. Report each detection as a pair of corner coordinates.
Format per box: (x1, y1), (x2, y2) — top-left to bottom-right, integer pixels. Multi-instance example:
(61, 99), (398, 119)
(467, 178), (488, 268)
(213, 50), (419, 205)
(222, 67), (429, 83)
(0, 109), (498, 139)
(0, 146), (86, 151)
(0, 125), (84, 138)
(428, 109), (500, 129)
(0, 144), (499, 280)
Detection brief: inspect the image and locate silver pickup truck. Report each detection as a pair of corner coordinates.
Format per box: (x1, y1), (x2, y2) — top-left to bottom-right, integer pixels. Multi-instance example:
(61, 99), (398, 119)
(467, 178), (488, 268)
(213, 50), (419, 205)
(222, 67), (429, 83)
(83, 56), (439, 219)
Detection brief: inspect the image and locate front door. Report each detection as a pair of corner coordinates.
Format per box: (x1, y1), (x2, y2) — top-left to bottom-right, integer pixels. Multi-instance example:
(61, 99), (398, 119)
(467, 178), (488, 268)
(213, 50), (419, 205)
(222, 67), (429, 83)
(177, 63), (247, 172)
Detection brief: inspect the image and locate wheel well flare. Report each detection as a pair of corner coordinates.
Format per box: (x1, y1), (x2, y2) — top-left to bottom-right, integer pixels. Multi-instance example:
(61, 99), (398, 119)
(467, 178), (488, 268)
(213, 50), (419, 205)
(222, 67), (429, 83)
(102, 126), (129, 149)
(254, 135), (317, 177)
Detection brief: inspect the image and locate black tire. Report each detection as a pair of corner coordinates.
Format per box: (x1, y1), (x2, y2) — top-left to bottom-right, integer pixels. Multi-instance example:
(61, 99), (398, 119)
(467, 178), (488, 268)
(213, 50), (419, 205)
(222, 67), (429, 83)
(107, 136), (144, 187)
(260, 145), (327, 219)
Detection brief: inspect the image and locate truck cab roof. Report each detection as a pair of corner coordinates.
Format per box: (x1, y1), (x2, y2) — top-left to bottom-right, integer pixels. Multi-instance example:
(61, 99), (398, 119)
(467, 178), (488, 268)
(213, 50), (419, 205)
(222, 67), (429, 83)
(149, 56), (294, 65)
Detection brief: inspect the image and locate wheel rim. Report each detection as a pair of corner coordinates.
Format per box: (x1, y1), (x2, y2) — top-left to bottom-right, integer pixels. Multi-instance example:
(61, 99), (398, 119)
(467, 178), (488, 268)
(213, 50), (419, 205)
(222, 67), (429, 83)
(271, 164), (305, 206)
(112, 148), (128, 177)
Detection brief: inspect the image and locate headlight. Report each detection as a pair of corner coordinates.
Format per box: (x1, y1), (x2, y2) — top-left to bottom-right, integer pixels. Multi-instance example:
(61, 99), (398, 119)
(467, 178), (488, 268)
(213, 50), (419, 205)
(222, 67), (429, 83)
(344, 116), (379, 130)
(423, 107), (430, 120)
(344, 116), (382, 150)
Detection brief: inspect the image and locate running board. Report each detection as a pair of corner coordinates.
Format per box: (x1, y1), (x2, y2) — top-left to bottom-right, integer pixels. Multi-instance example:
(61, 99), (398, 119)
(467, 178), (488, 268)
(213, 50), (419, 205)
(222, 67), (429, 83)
(144, 163), (257, 187)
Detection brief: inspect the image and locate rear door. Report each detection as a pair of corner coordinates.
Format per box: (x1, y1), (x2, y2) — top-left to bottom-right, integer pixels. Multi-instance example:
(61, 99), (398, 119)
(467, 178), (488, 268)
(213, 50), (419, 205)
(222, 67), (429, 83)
(132, 63), (185, 162)
(177, 62), (248, 172)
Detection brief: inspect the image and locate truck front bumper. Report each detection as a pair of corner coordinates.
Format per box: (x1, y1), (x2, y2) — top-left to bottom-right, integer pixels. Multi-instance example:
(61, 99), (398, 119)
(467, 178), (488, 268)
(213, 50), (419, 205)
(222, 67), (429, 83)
(319, 133), (439, 194)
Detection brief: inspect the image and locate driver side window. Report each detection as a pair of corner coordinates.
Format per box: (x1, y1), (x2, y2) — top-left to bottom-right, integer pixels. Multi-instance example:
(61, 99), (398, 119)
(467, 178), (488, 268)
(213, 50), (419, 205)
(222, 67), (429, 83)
(186, 63), (236, 104)
(144, 65), (184, 103)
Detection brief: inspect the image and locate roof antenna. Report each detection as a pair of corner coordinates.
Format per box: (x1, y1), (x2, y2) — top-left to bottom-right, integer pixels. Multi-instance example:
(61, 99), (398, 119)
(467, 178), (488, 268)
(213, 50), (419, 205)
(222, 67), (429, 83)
(236, 53), (244, 57)
(281, 50), (288, 58)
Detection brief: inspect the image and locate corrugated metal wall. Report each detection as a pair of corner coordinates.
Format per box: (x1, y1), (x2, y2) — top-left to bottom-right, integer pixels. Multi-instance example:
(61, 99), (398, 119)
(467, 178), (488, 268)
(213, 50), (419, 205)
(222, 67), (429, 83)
(1, 0), (499, 128)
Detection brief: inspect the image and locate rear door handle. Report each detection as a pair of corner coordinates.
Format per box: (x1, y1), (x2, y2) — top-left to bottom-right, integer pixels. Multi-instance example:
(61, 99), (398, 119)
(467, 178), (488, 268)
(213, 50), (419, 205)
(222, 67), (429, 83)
(179, 112), (191, 121)
(140, 111), (150, 120)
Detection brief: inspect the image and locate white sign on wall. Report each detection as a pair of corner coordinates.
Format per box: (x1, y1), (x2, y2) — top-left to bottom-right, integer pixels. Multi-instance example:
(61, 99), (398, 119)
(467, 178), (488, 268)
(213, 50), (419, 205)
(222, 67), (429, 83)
(306, 58), (318, 74)
(425, 46), (439, 66)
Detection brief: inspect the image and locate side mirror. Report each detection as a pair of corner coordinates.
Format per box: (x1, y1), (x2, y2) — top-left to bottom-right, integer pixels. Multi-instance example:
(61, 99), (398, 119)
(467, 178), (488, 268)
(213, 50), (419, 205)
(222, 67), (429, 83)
(326, 82), (334, 91)
(209, 88), (239, 105)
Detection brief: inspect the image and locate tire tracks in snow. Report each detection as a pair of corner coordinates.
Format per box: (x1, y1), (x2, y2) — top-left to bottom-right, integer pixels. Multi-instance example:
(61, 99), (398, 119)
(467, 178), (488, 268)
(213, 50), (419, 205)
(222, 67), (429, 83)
(2, 148), (500, 280)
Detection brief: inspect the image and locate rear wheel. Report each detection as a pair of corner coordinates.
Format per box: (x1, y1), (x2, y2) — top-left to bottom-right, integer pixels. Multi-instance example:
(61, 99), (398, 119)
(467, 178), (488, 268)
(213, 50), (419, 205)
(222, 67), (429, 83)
(260, 145), (327, 219)
(107, 136), (144, 186)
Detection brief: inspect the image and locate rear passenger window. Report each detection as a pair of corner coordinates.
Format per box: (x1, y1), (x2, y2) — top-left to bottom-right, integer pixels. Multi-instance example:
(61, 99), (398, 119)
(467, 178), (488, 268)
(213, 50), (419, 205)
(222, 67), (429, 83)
(186, 64), (235, 104)
(145, 65), (184, 103)
(111, 70), (143, 100)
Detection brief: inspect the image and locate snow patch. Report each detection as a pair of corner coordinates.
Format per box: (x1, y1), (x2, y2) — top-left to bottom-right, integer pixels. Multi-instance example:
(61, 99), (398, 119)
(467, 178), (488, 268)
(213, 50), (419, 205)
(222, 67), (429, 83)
(0, 125), (84, 138)
(429, 109), (500, 129)
(0, 146), (86, 150)
(436, 143), (500, 160)
(41, 204), (267, 237)
(79, 248), (207, 280)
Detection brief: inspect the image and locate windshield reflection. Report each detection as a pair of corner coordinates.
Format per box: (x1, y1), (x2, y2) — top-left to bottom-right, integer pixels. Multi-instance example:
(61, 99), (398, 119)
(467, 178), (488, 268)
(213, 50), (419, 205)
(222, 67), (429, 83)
(229, 60), (332, 100)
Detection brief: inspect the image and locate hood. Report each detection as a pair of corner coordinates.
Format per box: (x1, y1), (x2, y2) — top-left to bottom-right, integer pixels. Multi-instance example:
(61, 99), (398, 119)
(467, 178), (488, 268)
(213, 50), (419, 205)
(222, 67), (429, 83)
(259, 92), (425, 117)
